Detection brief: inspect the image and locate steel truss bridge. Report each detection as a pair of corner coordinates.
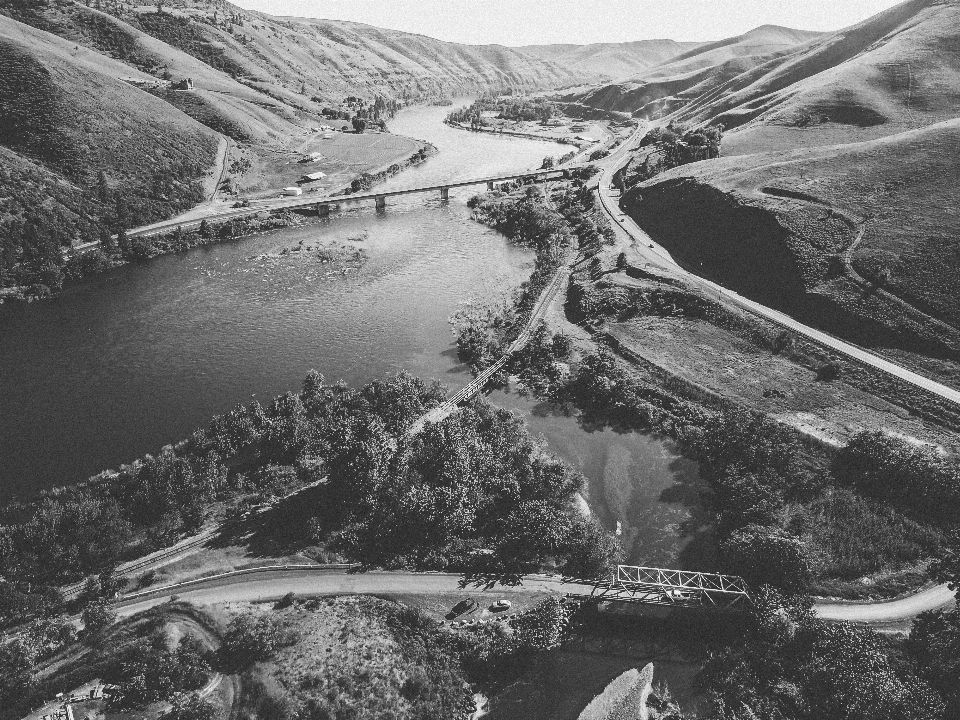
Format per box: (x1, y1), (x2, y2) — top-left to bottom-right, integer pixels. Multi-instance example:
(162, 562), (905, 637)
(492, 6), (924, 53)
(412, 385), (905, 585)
(580, 565), (752, 612)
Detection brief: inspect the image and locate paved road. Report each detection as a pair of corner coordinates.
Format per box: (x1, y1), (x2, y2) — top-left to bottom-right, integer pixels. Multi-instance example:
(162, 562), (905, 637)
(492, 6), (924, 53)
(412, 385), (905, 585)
(814, 584), (956, 623)
(116, 568), (588, 618)
(115, 566), (956, 625)
(588, 125), (960, 624)
(593, 130), (960, 406)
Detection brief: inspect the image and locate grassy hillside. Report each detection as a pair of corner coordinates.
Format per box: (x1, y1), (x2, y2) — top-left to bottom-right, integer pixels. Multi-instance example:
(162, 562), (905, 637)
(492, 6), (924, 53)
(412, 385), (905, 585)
(0, 13), (219, 294)
(575, 25), (825, 120)
(624, 119), (960, 386)
(686, 0), (960, 155)
(578, 0), (960, 156)
(521, 39), (701, 80)
(0, 0), (592, 296)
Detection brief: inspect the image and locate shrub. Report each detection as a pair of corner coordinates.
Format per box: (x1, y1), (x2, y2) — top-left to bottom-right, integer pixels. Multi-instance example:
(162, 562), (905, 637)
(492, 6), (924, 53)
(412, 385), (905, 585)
(721, 525), (812, 594)
(220, 613), (299, 669)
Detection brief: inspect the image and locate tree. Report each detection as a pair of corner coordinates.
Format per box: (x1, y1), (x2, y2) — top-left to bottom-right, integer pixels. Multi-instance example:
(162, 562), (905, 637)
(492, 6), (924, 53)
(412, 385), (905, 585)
(351, 116), (367, 133)
(81, 601), (117, 635)
(911, 607), (960, 718)
(721, 525), (812, 594)
(165, 694), (218, 720)
(219, 613), (298, 669)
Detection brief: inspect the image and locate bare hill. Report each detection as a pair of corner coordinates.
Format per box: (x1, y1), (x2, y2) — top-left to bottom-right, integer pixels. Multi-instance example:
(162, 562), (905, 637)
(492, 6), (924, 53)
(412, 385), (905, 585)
(575, 25), (825, 119)
(624, 119), (960, 386)
(681, 0), (960, 155)
(521, 39), (701, 79)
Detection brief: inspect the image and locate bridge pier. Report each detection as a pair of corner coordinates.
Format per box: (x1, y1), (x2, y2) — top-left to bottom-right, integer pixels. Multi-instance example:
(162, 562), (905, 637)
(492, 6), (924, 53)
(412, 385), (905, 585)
(440, 187), (449, 201)
(375, 195), (386, 210)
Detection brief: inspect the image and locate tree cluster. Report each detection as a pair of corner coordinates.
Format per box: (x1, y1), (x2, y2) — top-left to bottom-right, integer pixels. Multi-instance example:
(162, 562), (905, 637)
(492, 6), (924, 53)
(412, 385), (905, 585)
(704, 589), (945, 719)
(834, 430), (960, 526)
(105, 630), (212, 709)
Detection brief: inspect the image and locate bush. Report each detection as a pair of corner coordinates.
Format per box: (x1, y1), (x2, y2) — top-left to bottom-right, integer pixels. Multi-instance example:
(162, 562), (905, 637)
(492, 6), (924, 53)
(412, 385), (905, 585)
(81, 601), (117, 635)
(721, 525), (813, 594)
(834, 431), (960, 525)
(220, 613), (299, 669)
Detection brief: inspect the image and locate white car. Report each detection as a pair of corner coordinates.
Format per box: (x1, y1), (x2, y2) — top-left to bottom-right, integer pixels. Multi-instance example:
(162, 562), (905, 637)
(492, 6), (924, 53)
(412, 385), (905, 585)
(492, 599), (512, 611)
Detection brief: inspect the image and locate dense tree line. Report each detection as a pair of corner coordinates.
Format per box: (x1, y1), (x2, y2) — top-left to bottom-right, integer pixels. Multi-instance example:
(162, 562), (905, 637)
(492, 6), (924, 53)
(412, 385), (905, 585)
(447, 94), (554, 126)
(834, 430), (960, 526)
(0, 370), (620, 625)
(704, 589), (945, 720)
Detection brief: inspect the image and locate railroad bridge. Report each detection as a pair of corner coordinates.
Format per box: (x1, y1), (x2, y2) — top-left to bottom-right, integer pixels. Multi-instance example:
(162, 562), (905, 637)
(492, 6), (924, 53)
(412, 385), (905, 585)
(576, 565), (752, 612)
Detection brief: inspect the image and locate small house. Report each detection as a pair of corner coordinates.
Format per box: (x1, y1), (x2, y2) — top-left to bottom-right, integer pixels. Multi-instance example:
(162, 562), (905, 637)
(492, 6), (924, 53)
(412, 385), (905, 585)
(172, 77), (194, 91)
(282, 187), (302, 196)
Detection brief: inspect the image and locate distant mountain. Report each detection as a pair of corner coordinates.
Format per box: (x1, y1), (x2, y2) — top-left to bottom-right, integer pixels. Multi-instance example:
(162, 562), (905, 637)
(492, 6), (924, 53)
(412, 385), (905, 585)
(520, 39), (702, 79)
(573, 24), (827, 121)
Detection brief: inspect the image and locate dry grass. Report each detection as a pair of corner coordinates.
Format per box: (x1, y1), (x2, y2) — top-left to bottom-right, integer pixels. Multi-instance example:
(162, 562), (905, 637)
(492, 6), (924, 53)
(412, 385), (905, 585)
(627, 118), (960, 388)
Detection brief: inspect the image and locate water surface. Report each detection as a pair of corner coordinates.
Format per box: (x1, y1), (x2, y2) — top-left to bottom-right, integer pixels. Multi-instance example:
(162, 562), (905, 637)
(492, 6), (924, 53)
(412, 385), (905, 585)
(0, 103), (703, 570)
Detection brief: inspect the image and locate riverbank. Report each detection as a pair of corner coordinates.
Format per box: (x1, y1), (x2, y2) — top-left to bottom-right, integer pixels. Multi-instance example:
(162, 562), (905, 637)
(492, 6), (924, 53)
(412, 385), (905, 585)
(462, 169), (960, 604)
(0, 138), (436, 305)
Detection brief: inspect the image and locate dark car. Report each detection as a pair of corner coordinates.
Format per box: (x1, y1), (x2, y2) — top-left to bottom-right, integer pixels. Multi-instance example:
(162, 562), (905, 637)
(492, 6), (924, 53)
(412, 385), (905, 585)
(451, 598), (478, 616)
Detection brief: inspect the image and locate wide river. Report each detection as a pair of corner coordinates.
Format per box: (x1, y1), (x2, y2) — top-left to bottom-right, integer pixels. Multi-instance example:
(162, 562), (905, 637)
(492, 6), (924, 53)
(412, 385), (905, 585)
(0, 103), (702, 569)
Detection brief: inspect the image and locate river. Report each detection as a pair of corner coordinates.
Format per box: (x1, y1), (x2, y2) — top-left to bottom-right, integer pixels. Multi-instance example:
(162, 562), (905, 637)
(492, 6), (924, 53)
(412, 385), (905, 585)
(0, 102), (703, 569)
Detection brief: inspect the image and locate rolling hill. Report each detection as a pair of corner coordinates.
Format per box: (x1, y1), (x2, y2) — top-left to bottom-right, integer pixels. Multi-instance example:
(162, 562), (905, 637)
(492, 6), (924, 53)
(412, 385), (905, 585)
(618, 0), (960, 386)
(520, 39), (702, 80)
(0, 0), (594, 295)
(574, 25), (826, 121)
(0, 12), (220, 292)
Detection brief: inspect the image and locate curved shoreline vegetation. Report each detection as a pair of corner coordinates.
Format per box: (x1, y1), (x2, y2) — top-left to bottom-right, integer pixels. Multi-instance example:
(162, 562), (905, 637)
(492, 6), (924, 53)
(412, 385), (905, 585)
(0, 144), (434, 303)
(0, 371), (621, 626)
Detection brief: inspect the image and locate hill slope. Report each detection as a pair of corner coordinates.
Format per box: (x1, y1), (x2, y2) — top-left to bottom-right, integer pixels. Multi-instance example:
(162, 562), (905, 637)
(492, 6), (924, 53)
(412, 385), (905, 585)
(521, 38), (701, 80)
(0, 13), (220, 293)
(625, 119), (960, 386)
(575, 25), (826, 120)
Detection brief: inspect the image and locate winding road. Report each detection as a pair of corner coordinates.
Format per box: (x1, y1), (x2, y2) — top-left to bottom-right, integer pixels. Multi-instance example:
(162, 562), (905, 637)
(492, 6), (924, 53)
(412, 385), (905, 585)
(85, 121), (956, 630)
(112, 564), (954, 628)
(588, 123), (959, 624)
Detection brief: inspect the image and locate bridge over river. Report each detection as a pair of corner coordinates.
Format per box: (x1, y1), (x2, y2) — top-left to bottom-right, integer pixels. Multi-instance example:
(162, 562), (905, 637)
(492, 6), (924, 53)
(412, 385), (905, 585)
(95, 166), (586, 244)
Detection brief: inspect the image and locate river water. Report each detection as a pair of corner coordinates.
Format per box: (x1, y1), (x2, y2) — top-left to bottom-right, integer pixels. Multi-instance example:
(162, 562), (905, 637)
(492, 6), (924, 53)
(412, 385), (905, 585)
(0, 103), (702, 569)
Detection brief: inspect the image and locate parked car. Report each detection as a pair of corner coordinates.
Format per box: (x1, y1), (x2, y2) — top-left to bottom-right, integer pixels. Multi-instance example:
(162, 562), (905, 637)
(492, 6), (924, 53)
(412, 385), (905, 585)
(491, 599), (512, 611)
(451, 598), (478, 616)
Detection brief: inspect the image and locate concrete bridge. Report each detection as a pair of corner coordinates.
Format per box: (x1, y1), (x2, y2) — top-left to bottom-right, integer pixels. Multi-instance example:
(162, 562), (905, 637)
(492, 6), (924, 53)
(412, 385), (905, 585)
(99, 165), (586, 244)
(305, 166), (581, 215)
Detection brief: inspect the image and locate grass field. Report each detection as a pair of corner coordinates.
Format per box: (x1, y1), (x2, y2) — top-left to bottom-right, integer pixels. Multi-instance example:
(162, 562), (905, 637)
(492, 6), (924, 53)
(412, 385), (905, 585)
(235, 131), (422, 198)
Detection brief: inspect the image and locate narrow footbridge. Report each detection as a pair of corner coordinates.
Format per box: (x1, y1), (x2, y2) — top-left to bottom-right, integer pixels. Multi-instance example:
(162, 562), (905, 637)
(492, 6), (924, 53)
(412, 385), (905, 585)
(408, 266), (570, 435)
(576, 564), (752, 612)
